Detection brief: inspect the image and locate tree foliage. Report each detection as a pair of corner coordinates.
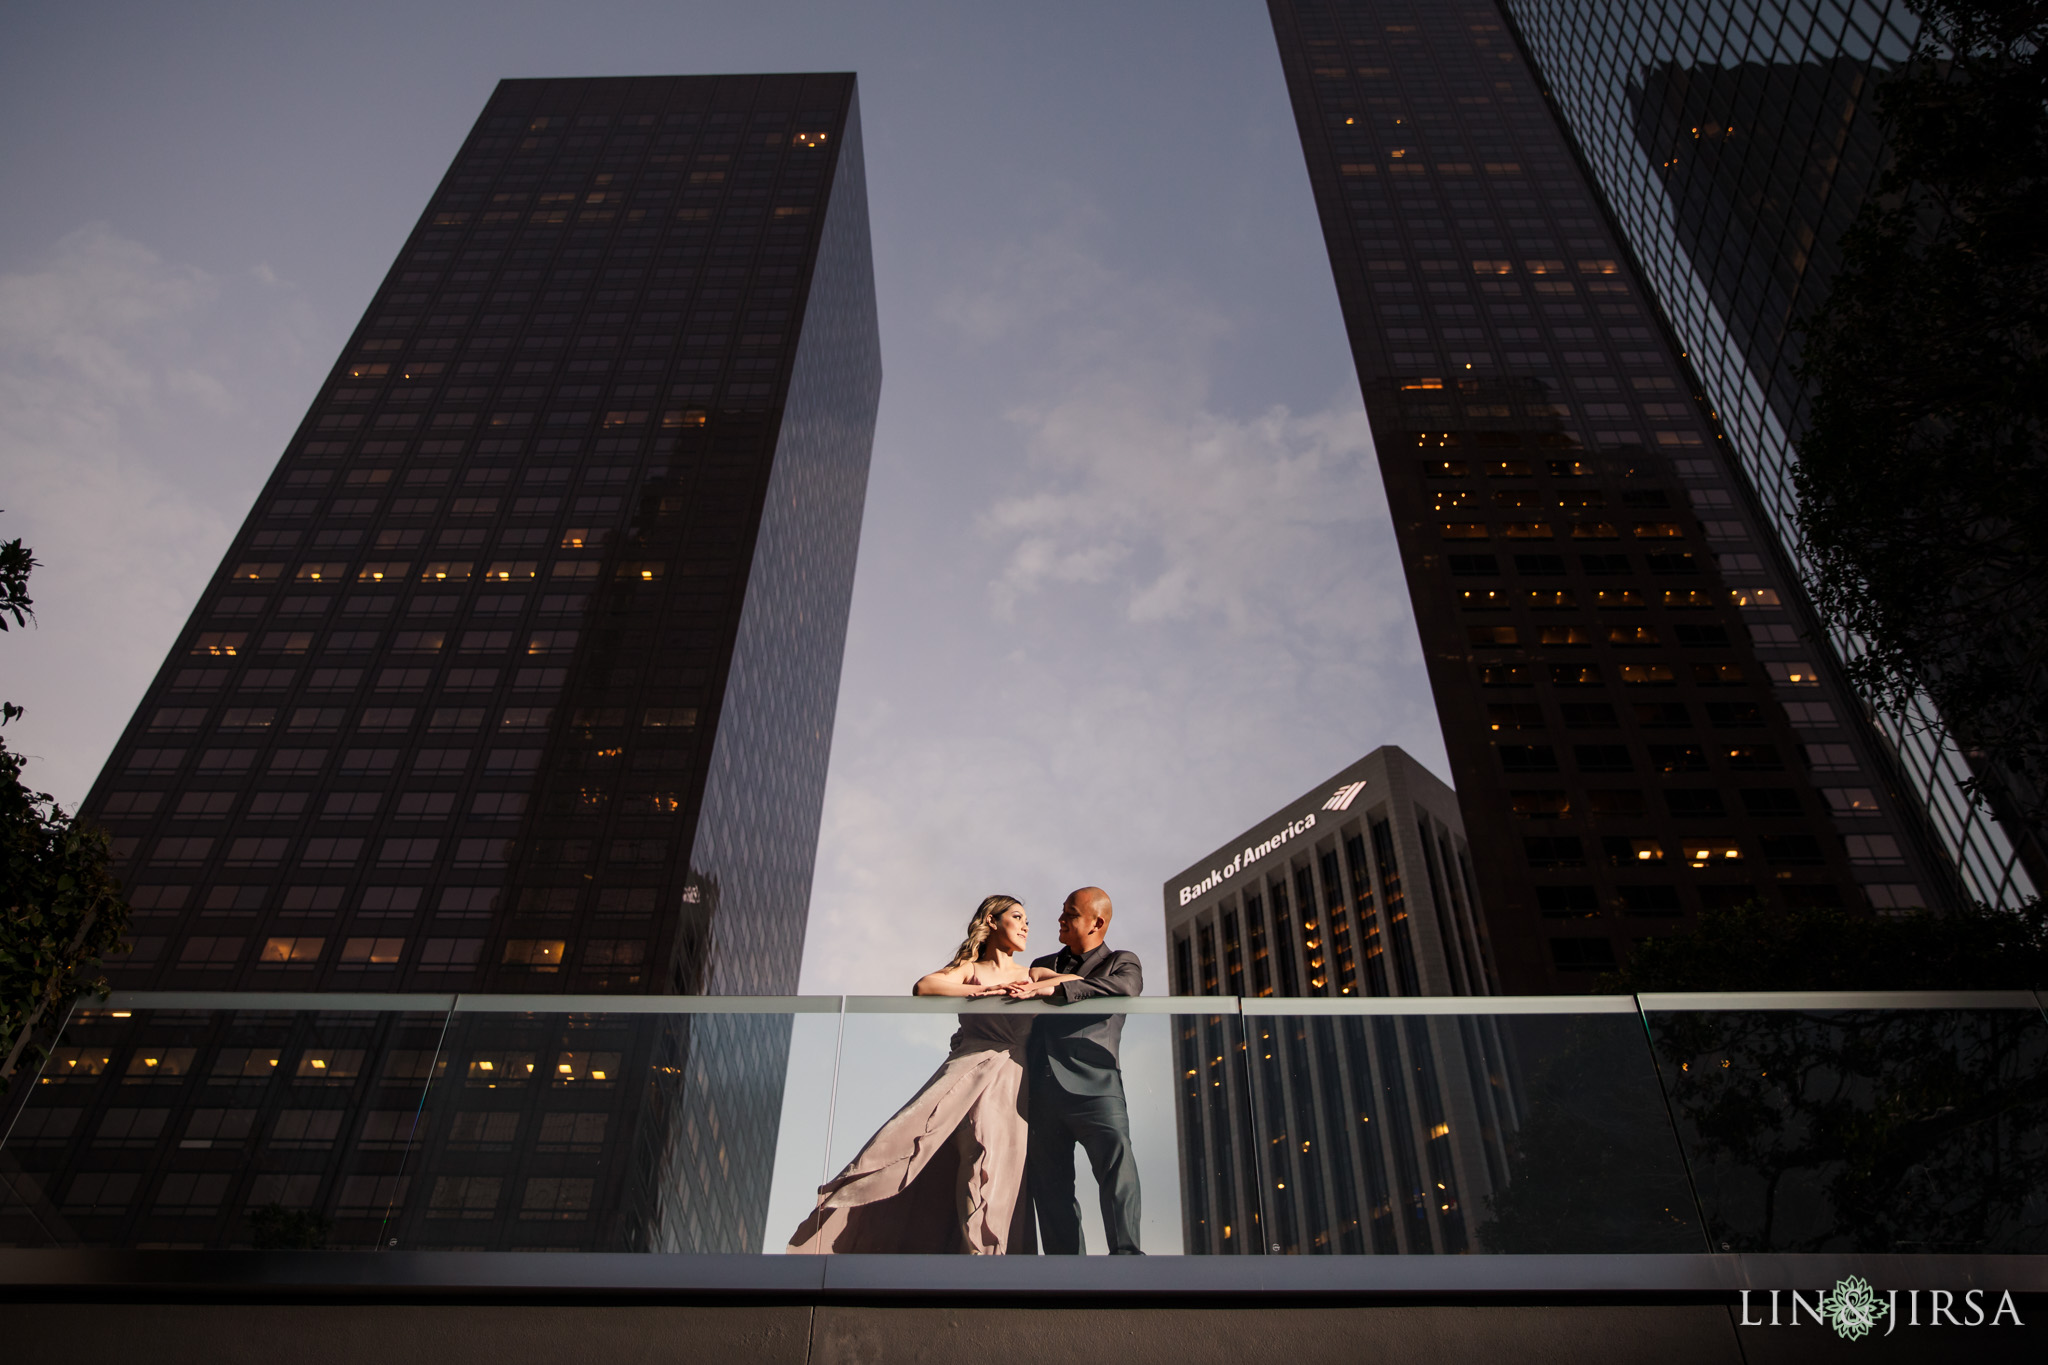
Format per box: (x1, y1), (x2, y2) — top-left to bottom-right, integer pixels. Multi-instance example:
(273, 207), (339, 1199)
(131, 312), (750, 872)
(0, 735), (130, 1089)
(1793, 0), (2048, 844)
(0, 526), (32, 633)
(0, 520), (129, 1088)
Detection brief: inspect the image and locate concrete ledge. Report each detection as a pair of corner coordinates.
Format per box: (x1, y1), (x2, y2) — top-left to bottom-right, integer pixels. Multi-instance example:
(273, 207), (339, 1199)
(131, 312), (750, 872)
(5, 1250), (2046, 1301)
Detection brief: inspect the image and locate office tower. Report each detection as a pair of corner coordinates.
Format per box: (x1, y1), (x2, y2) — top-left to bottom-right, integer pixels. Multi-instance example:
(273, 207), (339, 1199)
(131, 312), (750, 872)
(1266, 0), (1961, 993)
(1503, 0), (2040, 904)
(12, 73), (879, 1252)
(1166, 747), (1494, 1001)
(90, 73), (877, 998)
(1165, 747), (1513, 1253)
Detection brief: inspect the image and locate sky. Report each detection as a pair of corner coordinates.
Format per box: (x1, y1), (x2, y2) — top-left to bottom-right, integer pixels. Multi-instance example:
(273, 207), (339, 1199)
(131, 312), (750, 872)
(0, 0), (1451, 996)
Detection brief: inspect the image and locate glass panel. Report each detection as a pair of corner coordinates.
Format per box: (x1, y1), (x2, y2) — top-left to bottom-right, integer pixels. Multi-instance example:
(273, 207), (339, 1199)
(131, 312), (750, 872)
(0, 1003), (446, 1249)
(390, 1005), (824, 1251)
(1247, 1008), (1701, 1253)
(1644, 1004), (2048, 1252)
(795, 1000), (1199, 1254)
(1173, 1008), (1259, 1253)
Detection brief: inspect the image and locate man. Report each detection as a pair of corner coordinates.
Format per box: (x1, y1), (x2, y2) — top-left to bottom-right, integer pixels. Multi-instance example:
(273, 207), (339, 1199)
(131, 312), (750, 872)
(1003, 885), (1144, 1255)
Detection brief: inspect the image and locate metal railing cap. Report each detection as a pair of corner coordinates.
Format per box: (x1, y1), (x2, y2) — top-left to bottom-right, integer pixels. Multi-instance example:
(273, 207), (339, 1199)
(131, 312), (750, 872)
(1239, 994), (1639, 1016)
(842, 995), (1229, 1015)
(1636, 989), (2045, 1012)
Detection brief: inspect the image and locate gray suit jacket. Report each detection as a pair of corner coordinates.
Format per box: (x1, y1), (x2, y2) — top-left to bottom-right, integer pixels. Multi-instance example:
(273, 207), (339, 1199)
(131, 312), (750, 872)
(1027, 943), (1144, 1097)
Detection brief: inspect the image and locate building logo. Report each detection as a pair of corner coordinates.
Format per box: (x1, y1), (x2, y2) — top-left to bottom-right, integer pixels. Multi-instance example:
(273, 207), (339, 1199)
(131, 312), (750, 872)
(1176, 813), (1318, 906)
(1323, 781), (1367, 812)
(1737, 1281), (2023, 1337)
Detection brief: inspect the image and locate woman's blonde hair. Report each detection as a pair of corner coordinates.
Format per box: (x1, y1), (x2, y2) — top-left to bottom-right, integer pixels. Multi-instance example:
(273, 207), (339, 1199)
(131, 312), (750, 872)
(946, 895), (1024, 968)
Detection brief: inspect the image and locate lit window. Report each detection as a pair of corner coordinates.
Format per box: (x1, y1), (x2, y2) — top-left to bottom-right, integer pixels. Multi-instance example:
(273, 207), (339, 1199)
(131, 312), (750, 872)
(1683, 842), (1742, 869)
(1765, 661), (1821, 687)
(419, 561), (473, 582)
(1824, 788), (1881, 816)
(294, 1049), (364, 1080)
(551, 1050), (620, 1083)
(259, 936), (324, 965)
(503, 939), (567, 970)
(230, 562), (284, 582)
(357, 561), (408, 582)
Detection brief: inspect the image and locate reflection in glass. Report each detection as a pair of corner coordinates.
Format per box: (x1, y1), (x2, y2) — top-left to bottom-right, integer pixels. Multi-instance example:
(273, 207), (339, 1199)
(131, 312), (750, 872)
(1229, 1010), (1700, 1254)
(0, 1007), (445, 1249)
(1646, 1006), (2048, 1252)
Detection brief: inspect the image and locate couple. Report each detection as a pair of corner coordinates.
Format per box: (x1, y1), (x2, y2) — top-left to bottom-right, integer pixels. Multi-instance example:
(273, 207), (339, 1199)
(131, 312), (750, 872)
(788, 886), (1143, 1255)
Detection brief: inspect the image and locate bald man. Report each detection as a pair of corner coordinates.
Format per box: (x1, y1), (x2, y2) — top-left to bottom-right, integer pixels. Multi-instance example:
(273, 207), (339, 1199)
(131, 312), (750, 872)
(1004, 885), (1144, 1254)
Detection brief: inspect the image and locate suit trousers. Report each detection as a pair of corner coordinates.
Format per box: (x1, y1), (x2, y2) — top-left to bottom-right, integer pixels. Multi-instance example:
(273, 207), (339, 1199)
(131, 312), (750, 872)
(1026, 1079), (1143, 1254)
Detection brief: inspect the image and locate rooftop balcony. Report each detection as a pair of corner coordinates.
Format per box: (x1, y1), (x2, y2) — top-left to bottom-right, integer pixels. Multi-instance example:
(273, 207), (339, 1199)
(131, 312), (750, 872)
(4, 991), (2045, 1360)
(7, 988), (2046, 1258)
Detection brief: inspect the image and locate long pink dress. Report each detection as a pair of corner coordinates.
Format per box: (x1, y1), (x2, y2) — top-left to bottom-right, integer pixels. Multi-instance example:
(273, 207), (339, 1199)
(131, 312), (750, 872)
(788, 1006), (1035, 1254)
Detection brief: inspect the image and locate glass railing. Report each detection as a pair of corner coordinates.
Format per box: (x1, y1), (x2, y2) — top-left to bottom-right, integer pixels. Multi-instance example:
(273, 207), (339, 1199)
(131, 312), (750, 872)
(3, 990), (2044, 1256)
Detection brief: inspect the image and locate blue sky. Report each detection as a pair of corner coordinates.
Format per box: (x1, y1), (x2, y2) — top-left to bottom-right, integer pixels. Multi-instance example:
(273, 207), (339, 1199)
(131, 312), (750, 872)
(0, 0), (1448, 991)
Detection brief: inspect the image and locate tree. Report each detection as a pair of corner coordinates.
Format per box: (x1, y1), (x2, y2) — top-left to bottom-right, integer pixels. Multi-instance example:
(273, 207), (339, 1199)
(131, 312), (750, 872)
(0, 521), (130, 1088)
(0, 523), (32, 633)
(1793, 1), (2048, 855)
(1586, 902), (2048, 1253)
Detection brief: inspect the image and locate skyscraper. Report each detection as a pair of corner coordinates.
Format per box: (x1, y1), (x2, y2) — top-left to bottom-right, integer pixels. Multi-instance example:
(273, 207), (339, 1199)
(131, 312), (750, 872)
(1503, 0), (2040, 904)
(11, 72), (879, 1252)
(88, 72), (878, 999)
(1164, 747), (1513, 1254)
(1165, 747), (1494, 1002)
(1265, 0), (1961, 992)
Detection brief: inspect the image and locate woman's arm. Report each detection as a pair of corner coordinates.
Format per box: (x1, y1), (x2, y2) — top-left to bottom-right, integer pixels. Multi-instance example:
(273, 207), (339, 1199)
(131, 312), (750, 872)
(1027, 968), (1081, 983)
(912, 961), (996, 997)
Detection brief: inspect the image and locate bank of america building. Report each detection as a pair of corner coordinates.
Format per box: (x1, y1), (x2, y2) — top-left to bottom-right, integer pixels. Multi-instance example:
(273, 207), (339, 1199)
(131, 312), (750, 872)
(3, 73), (878, 1252)
(1165, 747), (1515, 1254)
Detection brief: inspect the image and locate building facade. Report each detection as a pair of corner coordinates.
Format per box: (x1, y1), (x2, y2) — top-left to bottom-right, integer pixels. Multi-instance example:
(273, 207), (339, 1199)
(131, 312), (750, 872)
(1502, 0), (2040, 905)
(1164, 747), (1516, 1254)
(1266, 0), (1959, 993)
(6, 73), (879, 1252)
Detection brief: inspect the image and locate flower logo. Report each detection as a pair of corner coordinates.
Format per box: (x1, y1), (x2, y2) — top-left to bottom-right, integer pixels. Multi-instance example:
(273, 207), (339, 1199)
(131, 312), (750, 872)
(1818, 1276), (1888, 1341)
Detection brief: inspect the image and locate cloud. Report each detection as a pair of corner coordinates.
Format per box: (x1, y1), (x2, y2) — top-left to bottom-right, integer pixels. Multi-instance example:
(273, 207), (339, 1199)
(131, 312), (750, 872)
(0, 224), (322, 804)
(802, 218), (1443, 994)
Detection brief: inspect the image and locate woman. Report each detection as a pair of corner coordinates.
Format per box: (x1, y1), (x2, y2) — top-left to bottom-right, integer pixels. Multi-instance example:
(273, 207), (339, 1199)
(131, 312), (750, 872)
(787, 895), (1076, 1254)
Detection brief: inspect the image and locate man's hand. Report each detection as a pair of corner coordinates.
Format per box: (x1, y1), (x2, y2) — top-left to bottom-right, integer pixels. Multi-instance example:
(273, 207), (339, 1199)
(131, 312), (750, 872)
(1003, 978), (1056, 999)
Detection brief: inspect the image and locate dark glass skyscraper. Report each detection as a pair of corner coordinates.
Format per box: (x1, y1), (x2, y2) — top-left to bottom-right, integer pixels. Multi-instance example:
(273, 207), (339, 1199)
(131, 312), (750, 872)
(87, 73), (878, 999)
(1266, 0), (1960, 992)
(13, 73), (879, 1252)
(1503, 0), (2039, 905)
